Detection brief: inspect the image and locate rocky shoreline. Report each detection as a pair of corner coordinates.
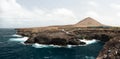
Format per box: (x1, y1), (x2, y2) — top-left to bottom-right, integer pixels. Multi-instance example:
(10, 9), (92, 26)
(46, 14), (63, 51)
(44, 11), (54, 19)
(15, 16), (120, 59)
(16, 27), (120, 59)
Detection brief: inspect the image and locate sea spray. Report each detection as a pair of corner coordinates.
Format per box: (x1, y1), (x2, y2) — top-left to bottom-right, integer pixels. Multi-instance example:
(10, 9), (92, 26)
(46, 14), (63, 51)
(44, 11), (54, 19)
(80, 39), (99, 45)
(32, 43), (84, 48)
(32, 43), (63, 48)
(9, 37), (28, 42)
(9, 37), (99, 48)
(9, 34), (99, 48)
(12, 34), (22, 37)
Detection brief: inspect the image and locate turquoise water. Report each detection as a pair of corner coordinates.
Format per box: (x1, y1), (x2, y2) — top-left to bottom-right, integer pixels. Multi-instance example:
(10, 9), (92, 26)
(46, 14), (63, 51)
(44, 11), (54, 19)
(0, 29), (104, 59)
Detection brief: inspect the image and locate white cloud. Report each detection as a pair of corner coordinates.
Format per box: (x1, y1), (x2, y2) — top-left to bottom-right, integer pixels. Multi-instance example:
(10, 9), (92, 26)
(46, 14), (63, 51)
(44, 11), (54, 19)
(1, 0), (120, 28)
(0, 0), (77, 28)
(110, 3), (120, 9)
(85, 11), (99, 18)
(0, 0), (33, 18)
(52, 8), (75, 17)
(88, 1), (98, 7)
(116, 12), (120, 16)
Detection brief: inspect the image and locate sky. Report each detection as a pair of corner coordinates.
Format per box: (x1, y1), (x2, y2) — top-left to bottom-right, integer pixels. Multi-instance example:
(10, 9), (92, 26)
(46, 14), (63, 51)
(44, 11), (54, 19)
(0, 0), (120, 28)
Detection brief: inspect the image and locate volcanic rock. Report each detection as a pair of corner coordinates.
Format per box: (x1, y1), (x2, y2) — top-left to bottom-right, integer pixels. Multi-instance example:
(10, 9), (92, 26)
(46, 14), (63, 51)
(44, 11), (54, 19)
(16, 17), (120, 58)
(24, 31), (82, 45)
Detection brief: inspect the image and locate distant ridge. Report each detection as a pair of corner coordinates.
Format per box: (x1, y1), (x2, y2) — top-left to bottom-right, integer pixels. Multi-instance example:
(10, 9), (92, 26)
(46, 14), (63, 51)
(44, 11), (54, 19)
(74, 17), (105, 27)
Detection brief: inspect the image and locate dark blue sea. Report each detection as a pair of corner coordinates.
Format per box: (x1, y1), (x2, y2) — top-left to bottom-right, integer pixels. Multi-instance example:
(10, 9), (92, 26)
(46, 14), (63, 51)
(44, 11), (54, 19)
(0, 29), (104, 59)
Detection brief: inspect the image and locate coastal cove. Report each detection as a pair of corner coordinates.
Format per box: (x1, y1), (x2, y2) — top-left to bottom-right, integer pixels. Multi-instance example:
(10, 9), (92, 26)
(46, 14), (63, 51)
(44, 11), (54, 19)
(16, 17), (120, 59)
(1, 0), (120, 59)
(0, 29), (104, 59)
(0, 17), (120, 59)
(16, 27), (120, 59)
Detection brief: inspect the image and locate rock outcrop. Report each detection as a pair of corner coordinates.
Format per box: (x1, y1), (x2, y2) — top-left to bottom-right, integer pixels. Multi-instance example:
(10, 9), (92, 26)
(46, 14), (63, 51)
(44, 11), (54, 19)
(16, 27), (120, 59)
(97, 36), (120, 59)
(24, 31), (83, 45)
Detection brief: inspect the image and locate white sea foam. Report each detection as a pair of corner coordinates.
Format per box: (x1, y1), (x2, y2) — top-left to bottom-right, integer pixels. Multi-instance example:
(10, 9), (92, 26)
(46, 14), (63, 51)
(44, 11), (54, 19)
(80, 39), (98, 45)
(32, 43), (80, 48)
(32, 43), (62, 48)
(9, 37), (28, 42)
(67, 45), (73, 48)
(85, 56), (95, 59)
(12, 34), (22, 37)
(32, 43), (49, 48)
(9, 36), (98, 48)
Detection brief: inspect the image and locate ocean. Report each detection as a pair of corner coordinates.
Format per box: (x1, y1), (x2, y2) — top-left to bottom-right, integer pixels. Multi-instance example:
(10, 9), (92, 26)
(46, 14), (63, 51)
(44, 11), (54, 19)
(0, 29), (104, 59)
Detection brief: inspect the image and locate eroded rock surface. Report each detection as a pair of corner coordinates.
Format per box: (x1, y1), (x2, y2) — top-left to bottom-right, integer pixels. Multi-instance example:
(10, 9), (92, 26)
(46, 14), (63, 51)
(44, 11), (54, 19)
(16, 27), (120, 59)
(24, 31), (82, 45)
(97, 35), (120, 59)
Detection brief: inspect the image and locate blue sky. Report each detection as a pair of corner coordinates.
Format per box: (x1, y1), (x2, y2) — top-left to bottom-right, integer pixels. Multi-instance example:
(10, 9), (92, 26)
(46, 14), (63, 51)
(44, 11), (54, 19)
(0, 0), (120, 28)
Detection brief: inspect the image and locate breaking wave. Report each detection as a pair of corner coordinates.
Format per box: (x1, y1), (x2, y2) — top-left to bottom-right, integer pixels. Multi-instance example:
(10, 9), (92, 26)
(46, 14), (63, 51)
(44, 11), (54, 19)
(9, 34), (99, 48)
(9, 37), (28, 42)
(32, 43), (80, 48)
(80, 39), (99, 45)
(32, 43), (63, 48)
(12, 34), (22, 37)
